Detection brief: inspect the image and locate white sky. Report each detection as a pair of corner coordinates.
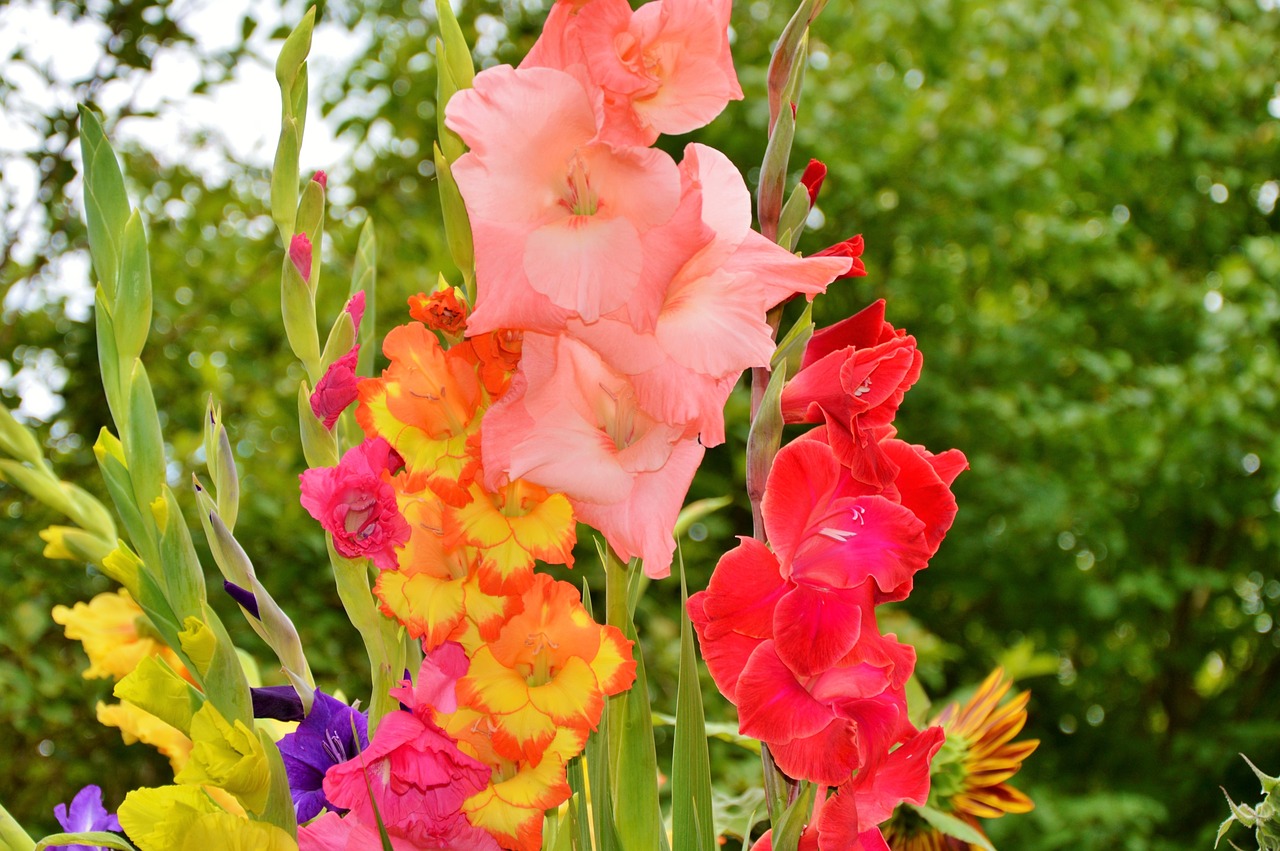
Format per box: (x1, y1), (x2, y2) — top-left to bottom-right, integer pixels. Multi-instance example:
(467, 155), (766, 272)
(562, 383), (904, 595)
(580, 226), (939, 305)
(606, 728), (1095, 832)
(0, 0), (372, 419)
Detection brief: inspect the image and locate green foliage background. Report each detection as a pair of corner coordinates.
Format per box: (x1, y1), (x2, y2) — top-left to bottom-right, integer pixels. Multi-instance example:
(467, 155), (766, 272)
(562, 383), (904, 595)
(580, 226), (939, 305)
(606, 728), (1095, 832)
(2, 0), (1279, 847)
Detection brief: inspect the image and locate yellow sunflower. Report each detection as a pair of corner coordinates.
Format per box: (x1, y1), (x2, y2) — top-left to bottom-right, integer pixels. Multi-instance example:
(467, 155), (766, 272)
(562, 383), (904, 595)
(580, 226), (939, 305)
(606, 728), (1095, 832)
(883, 668), (1039, 850)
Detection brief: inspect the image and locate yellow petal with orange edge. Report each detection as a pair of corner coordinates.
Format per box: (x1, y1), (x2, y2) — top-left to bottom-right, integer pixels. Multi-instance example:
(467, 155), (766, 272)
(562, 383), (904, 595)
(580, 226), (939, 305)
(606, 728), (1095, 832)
(591, 624), (637, 697)
(462, 572), (519, 643)
(527, 655), (604, 731)
(375, 568), (467, 648)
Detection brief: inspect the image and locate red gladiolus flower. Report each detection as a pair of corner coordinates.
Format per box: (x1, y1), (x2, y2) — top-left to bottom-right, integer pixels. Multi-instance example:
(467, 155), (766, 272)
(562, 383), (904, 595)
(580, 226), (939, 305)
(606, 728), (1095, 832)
(801, 159), (827, 206)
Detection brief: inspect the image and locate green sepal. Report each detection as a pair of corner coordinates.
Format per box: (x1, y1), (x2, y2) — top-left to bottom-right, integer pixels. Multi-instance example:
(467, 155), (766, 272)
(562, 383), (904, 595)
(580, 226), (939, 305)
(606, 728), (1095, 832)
(38, 525), (113, 568)
(0, 461), (70, 519)
(746, 364), (789, 512)
(320, 296), (357, 371)
(115, 210), (152, 365)
(203, 399), (240, 532)
(156, 486), (207, 624)
(274, 7), (316, 109)
(296, 178), (325, 287)
(114, 655), (204, 736)
(123, 361), (165, 515)
(603, 548), (662, 851)
(776, 181), (812, 252)
(911, 804), (997, 851)
(770, 782), (815, 851)
(271, 116), (301, 242)
(351, 219), (378, 376)
(434, 0), (474, 163)
(771, 301), (814, 377)
(94, 430), (159, 571)
(298, 382), (339, 469)
(671, 557), (715, 851)
(193, 603), (255, 727)
(328, 542), (407, 732)
(35, 834), (137, 851)
(434, 143), (475, 295)
(282, 254), (322, 381)
(258, 730), (300, 833)
(757, 35), (801, 241)
(765, 0), (827, 132)
(95, 287), (125, 429)
(77, 105), (130, 302)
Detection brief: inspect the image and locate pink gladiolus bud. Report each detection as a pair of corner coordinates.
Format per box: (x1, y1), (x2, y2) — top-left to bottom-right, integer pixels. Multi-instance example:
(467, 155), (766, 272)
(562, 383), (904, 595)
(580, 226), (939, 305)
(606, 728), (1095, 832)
(813, 234), (867, 279)
(310, 346), (360, 430)
(289, 233), (312, 282)
(299, 438), (409, 569)
(312, 170), (328, 188)
(801, 159), (827, 206)
(345, 290), (366, 331)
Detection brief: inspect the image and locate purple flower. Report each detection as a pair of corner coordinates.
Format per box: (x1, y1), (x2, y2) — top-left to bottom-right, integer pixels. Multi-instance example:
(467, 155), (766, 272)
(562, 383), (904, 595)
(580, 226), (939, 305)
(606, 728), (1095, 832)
(276, 689), (370, 823)
(53, 785), (120, 850)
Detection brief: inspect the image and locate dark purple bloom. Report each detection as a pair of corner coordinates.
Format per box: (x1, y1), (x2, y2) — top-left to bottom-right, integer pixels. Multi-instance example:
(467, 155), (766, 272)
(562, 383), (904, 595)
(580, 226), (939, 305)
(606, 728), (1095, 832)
(223, 580), (260, 619)
(53, 785), (120, 850)
(276, 689), (370, 823)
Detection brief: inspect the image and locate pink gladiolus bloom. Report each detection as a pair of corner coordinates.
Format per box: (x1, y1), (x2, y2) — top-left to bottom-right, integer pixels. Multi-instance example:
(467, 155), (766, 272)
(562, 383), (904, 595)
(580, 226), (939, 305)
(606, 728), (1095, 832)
(312, 170), (328, 188)
(345, 289), (366, 329)
(565, 144), (850, 445)
(316, 644), (500, 850)
(781, 300), (923, 487)
(446, 64), (681, 333)
(289, 233), (312, 282)
(525, 0), (743, 146)
(311, 346), (360, 430)
(482, 333), (703, 578)
(299, 437), (410, 570)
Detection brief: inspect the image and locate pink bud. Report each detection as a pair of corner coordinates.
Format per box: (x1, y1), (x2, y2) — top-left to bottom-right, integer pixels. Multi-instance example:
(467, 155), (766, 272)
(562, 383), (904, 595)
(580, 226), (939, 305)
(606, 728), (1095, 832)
(345, 290), (366, 331)
(312, 170), (328, 188)
(289, 233), (312, 281)
(800, 159), (827, 206)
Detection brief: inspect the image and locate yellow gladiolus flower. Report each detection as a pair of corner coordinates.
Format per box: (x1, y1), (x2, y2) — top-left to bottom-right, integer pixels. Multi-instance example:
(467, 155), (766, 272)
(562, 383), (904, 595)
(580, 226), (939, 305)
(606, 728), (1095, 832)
(51, 589), (186, 682)
(173, 703), (272, 815)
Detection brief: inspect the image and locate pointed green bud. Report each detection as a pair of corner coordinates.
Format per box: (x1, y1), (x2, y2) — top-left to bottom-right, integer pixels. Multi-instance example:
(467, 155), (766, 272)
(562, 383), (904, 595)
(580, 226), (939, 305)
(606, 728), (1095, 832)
(0, 403), (47, 467)
(124, 360), (165, 513)
(271, 117), (301, 242)
(39, 525), (113, 569)
(275, 6), (316, 109)
(435, 143), (475, 292)
(1245, 754), (1280, 795)
(77, 105), (130, 303)
(115, 210), (152, 365)
(435, 0), (475, 163)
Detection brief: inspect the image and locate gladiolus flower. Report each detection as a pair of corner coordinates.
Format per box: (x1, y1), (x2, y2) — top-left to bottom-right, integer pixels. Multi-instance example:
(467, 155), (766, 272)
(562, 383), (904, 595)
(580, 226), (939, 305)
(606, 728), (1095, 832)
(276, 690), (370, 823)
(52, 589), (187, 682)
(781, 300), (923, 487)
(320, 644), (496, 849)
(481, 332), (704, 577)
(357, 323), (485, 505)
(446, 64), (681, 332)
(409, 287), (469, 335)
(312, 170), (328, 188)
(54, 784), (121, 851)
(299, 437), (411, 570)
(174, 703), (272, 815)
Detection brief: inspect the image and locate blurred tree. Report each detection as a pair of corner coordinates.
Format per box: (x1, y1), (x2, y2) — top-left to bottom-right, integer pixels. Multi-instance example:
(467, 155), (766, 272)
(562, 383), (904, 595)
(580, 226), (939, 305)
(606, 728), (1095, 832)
(1, 0), (1278, 847)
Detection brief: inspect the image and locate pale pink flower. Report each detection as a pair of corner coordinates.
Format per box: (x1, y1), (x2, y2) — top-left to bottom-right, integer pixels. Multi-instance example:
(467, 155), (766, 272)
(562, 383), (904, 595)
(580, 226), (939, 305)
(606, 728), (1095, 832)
(481, 333), (704, 578)
(299, 437), (410, 569)
(565, 144), (852, 446)
(525, 0), (743, 146)
(445, 64), (681, 333)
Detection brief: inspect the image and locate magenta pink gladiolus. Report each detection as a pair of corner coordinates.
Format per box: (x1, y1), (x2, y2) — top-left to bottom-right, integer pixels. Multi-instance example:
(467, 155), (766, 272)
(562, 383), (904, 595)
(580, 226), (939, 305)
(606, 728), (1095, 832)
(299, 437), (410, 569)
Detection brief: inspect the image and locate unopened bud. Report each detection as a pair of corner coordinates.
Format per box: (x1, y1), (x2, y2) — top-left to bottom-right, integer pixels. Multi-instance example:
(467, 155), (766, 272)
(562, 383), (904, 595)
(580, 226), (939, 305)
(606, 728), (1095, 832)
(289, 233), (313, 282)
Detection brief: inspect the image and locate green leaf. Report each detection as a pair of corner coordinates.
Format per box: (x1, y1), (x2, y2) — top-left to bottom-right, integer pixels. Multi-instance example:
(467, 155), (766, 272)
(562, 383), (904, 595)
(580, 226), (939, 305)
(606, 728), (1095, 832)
(911, 804), (996, 851)
(673, 496), (733, 539)
(603, 548), (662, 851)
(258, 730), (298, 833)
(651, 713), (760, 754)
(115, 210), (152, 365)
(77, 105), (131, 302)
(671, 558), (715, 851)
(35, 833), (137, 851)
(567, 757), (594, 851)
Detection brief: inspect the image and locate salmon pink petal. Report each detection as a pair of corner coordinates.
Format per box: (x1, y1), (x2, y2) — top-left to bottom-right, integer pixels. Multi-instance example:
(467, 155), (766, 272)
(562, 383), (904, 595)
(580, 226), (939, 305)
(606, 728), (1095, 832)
(524, 215), (642, 321)
(467, 220), (575, 335)
(724, 229), (850, 307)
(773, 583), (867, 677)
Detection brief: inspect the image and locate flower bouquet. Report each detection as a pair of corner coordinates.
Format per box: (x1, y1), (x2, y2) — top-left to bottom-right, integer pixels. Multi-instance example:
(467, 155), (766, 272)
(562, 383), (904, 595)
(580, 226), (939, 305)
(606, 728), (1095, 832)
(0, 1), (1037, 850)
